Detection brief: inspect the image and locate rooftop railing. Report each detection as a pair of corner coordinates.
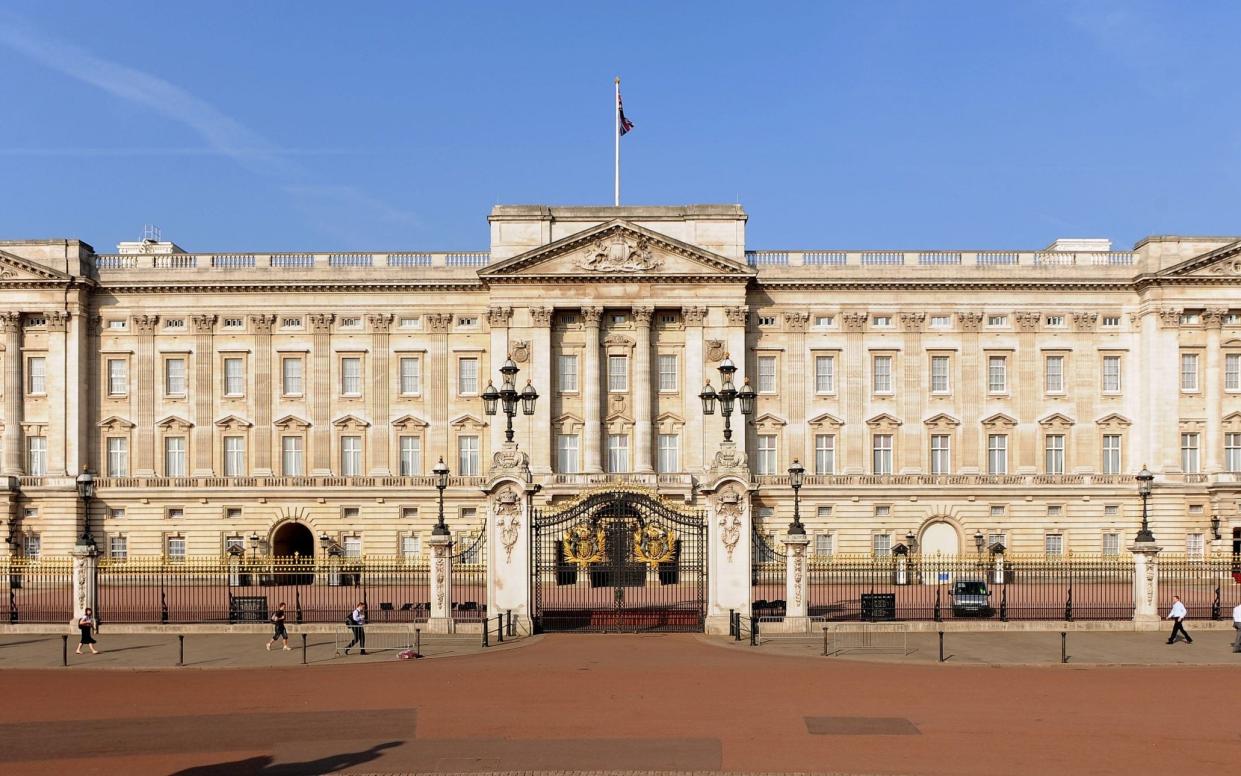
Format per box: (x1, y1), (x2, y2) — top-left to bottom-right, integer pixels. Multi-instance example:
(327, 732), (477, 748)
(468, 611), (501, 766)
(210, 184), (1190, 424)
(93, 251), (491, 272)
(744, 250), (1136, 268)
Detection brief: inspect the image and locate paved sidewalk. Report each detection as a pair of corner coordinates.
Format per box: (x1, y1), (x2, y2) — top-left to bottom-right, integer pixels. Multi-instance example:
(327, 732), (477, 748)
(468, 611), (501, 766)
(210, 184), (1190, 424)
(0, 631), (531, 669)
(721, 628), (1241, 665)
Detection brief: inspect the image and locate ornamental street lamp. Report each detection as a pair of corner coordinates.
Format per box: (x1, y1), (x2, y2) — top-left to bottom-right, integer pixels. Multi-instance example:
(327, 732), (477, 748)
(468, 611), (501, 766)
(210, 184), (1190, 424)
(1135, 465), (1155, 543)
(974, 531), (985, 555)
(787, 458), (805, 535)
(75, 467), (96, 550)
(697, 354), (755, 443)
(432, 456), (450, 537)
(905, 531), (917, 553)
(482, 355), (539, 444)
(1210, 514), (1221, 541)
(248, 531), (260, 560)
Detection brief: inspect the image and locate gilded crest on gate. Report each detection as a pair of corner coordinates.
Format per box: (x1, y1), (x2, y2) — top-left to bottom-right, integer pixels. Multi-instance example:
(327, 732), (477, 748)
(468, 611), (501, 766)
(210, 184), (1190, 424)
(562, 522), (606, 568)
(632, 524), (678, 568)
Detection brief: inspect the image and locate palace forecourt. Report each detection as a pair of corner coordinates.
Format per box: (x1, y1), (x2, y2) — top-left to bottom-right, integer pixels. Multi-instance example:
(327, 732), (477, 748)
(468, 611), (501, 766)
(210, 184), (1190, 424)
(0, 204), (1239, 633)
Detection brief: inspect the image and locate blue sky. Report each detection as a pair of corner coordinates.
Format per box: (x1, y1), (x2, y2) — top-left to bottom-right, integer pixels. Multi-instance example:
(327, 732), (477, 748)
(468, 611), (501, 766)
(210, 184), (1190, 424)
(0, 1), (1237, 252)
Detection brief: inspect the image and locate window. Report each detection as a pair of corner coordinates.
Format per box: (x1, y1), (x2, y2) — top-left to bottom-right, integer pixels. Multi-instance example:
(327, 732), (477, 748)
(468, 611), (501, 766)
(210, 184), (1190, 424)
(1180, 353), (1199, 391)
(657, 354), (678, 392)
(814, 315), (834, 328)
(930, 434), (951, 475)
(607, 355), (628, 392)
(987, 434), (1007, 475)
(164, 358), (186, 396)
(557, 355), (578, 393)
(164, 437), (187, 476)
(108, 505), (125, 520)
(657, 434), (679, 473)
(1102, 355), (1121, 393)
(1180, 312), (1200, 325)
(1226, 354), (1240, 391)
(1045, 355), (1064, 393)
(930, 355), (950, 394)
(1226, 432), (1241, 472)
(814, 356), (835, 393)
(1180, 433), (1200, 474)
(26, 436), (46, 476)
(399, 357), (421, 395)
(343, 536), (362, 559)
(1102, 434), (1122, 475)
(456, 316), (477, 328)
(401, 535), (421, 560)
(339, 316), (361, 329)
(25, 356), (45, 394)
(611, 313), (627, 325)
(340, 436), (362, 476)
(1104, 504), (1119, 516)
(817, 505), (833, 519)
(1186, 532), (1205, 559)
(815, 533), (834, 556)
(164, 318), (186, 331)
(106, 358), (128, 396)
(457, 357), (478, 395)
(986, 315), (1007, 327)
(758, 316), (777, 327)
(23, 534), (40, 559)
(1044, 534), (1064, 556)
(606, 434), (629, 472)
(556, 434), (579, 473)
(280, 317), (303, 329)
(872, 534), (892, 557)
(281, 436), (303, 476)
(342, 507), (360, 520)
(109, 536), (128, 561)
(987, 532), (1006, 549)
(225, 507), (242, 520)
(872, 355), (893, 394)
(988, 356), (1007, 393)
(814, 434), (835, 475)
(222, 436), (245, 476)
(757, 356), (777, 393)
(1102, 316), (1121, 328)
(223, 357), (244, 396)
(167, 536), (186, 562)
(107, 319), (126, 330)
(458, 435), (479, 476)
(874, 505), (891, 517)
(756, 435), (777, 476)
(398, 316), (420, 329)
(873, 315), (892, 327)
(341, 357), (362, 396)
(401, 507), (418, 521)
(1046, 315), (1065, 327)
(930, 315), (951, 329)
(223, 317), (244, 330)
(872, 434), (893, 475)
(1044, 434), (1065, 474)
(990, 505), (1006, 518)
(398, 436), (421, 476)
(1102, 532), (1120, 557)
(1047, 505), (1062, 517)
(282, 357), (303, 395)
(167, 507), (184, 520)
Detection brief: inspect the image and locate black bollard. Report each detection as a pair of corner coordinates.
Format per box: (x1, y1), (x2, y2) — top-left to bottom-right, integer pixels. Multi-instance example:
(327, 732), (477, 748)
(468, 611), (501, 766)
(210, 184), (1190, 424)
(301, 633), (307, 665)
(62, 634), (68, 667)
(1061, 631), (1068, 664)
(938, 631), (945, 663)
(178, 634), (184, 667)
(415, 627), (421, 658)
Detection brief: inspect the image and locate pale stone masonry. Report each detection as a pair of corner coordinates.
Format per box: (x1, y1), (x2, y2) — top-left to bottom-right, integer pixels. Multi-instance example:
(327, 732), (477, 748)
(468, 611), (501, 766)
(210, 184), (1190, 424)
(0, 205), (1239, 560)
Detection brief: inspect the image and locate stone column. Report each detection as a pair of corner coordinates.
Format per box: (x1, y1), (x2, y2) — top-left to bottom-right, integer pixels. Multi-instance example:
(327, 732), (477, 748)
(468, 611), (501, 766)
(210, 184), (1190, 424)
(1204, 309), (1225, 473)
(1072, 313), (1098, 473)
(724, 306), (749, 458)
(486, 471), (534, 632)
(45, 312), (72, 476)
(1156, 309), (1183, 473)
(486, 307), (512, 462)
(71, 539), (100, 620)
(899, 313), (925, 473)
(842, 312), (867, 474)
(958, 313), (984, 473)
(682, 306), (707, 474)
(1014, 312), (1040, 474)
(308, 314), (334, 475)
(426, 313), (452, 472)
(251, 314), (276, 476)
(530, 307), (553, 476)
(1, 312), (24, 476)
(632, 305), (654, 473)
(367, 313), (393, 475)
(703, 478), (751, 634)
(428, 532), (454, 634)
(785, 312), (810, 470)
(1130, 541), (1161, 624)
(191, 314), (216, 476)
(783, 532), (810, 621)
(581, 306), (604, 473)
(133, 315), (159, 477)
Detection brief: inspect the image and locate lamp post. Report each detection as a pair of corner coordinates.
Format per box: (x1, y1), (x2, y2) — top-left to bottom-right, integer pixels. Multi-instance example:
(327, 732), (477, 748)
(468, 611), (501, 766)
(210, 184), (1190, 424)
(1135, 465), (1155, 543)
(432, 457), (450, 537)
(248, 531), (260, 560)
(481, 355), (539, 444)
(697, 354), (756, 443)
(1210, 514), (1221, 542)
(74, 467), (96, 551)
(905, 532), (917, 553)
(974, 531), (985, 554)
(787, 459), (805, 535)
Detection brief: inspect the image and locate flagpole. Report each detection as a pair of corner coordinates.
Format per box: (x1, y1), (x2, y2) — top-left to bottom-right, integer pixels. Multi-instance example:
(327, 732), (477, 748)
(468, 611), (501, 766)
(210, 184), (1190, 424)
(614, 76), (621, 207)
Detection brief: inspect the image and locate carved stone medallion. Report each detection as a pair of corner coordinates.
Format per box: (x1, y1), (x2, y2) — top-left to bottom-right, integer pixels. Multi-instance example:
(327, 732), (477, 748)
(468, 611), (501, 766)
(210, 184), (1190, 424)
(576, 233), (662, 273)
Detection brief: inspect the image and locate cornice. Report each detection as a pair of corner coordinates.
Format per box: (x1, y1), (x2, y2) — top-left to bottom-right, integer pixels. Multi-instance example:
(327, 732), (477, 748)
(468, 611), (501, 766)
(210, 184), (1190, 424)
(98, 280), (486, 295)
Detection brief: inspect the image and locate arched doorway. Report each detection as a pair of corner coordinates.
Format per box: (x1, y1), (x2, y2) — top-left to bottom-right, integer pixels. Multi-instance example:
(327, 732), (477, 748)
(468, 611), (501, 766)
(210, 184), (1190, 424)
(920, 521), (960, 556)
(272, 522), (315, 559)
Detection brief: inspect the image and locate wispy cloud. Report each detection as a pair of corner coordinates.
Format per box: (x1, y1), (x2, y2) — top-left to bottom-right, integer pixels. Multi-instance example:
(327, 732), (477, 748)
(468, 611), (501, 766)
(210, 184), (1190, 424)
(0, 147), (369, 158)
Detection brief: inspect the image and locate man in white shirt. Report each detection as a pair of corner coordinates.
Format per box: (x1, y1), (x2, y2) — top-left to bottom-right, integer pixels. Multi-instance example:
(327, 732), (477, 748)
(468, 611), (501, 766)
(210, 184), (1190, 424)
(1166, 595), (1192, 645)
(1232, 602), (1241, 653)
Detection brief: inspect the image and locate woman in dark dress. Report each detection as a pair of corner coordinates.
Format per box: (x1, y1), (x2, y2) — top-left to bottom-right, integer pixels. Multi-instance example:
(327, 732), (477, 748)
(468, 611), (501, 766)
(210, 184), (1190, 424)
(76, 607), (98, 654)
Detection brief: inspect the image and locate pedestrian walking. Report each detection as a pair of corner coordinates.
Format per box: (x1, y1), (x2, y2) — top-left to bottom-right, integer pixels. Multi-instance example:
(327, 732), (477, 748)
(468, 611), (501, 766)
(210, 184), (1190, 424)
(1166, 595), (1193, 644)
(75, 608), (98, 655)
(267, 602), (290, 651)
(344, 602), (367, 655)
(1232, 602), (1241, 653)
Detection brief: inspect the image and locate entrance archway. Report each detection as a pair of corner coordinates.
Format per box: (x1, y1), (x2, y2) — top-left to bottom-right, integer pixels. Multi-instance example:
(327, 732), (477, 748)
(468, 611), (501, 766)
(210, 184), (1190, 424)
(920, 521), (960, 556)
(272, 522), (315, 558)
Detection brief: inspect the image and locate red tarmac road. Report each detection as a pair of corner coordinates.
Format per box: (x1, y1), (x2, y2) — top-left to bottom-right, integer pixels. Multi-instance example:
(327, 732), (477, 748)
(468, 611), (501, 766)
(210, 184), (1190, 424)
(1, 633), (1238, 775)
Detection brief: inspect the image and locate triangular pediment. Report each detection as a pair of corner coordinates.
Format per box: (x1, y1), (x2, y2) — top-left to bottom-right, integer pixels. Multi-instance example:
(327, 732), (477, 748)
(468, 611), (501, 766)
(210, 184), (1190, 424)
(155, 414), (193, 431)
(1157, 239), (1241, 278)
(0, 250), (71, 282)
(391, 413), (429, 430)
(98, 415), (136, 430)
(808, 412), (844, 428)
(981, 412), (1018, 428)
(865, 413), (903, 428)
(331, 413), (370, 429)
(273, 414), (311, 430)
(478, 220), (755, 281)
(1038, 412), (1075, 427)
(1095, 412), (1132, 427)
(923, 412), (961, 427)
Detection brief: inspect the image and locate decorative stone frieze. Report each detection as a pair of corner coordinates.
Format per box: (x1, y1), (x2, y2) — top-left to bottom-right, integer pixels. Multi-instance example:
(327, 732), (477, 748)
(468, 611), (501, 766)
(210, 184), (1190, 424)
(841, 312), (867, 332)
(486, 306), (513, 327)
(1072, 312), (1098, 332)
(0, 312), (22, 332)
(1015, 311), (1041, 332)
(190, 314), (217, 334)
(957, 312), (984, 332)
(1203, 308), (1227, 329)
(724, 305), (748, 325)
(1157, 308), (1182, 329)
(529, 307), (554, 328)
(681, 305), (707, 326)
(132, 314), (159, 334)
(580, 306), (602, 324)
(425, 313), (452, 333)
(45, 311), (69, 332)
(249, 314), (276, 334)
(631, 305), (653, 326)
(308, 313), (335, 333)
(899, 312), (926, 332)
(783, 311), (810, 331)
(366, 313), (394, 333)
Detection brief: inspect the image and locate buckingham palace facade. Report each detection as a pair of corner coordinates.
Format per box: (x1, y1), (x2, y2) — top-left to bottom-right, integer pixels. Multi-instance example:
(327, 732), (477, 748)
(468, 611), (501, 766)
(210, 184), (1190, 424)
(1, 204), (1240, 561)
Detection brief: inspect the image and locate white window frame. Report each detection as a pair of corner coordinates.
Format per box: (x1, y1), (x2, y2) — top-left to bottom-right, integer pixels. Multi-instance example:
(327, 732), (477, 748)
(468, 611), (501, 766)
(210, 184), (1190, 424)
(1102, 532), (1120, 557)
(457, 357), (479, 396)
(1225, 432), (1241, 472)
(872, 355), (893, 394)
(757, 356), (777, 394)
(340, 356), (362, 397)
(26, 356), (46, 395)
(557, 354), (578, 393)
(656, 433), (680, 473)
(814, 434), (835, 475)
(930, 355), (951, 394)
(398, 435), (421, 477)
(872, 434), (893, 475)
(988, 355), (1007, 394)
(814, 355), (835, 394)
(106, 358), (128, 396)
(1044, 355), (1065, 394)
(872, 533), (892, 558)
(1180, 432), (1200, 474)
(1101, 434), (1122, 475)
(164, 436), (187, 477)
(281, 357), (304, 396)
(1044, 533), (1064, 557)
(106, 436), (128, 477)
(26, 436), (47, 476)
(340, 435), (363, 476)
(223, 357), (245, 397)
(457, 435), (480, 476)
(607, 355), (628, 393)
(1226, 353), (1240, 392)
(929, 434), (951, 475)
(166, 536), (186, 562)
(556, 434), (580, 474)
(281, 435), (304, 476)
(606, 433), (630, 472)
(1180, 353), (1199, 392)
(657, 354), (678, 393)
(1102, 355), (1122, 393)
(399, 356), (421, 396)
(987, 434), (1007, 475)
(164, 357), (186, 396)
(223, 435), (246, 477)
(1044, 434), (1065, 475)
(756, 434), (777, 476)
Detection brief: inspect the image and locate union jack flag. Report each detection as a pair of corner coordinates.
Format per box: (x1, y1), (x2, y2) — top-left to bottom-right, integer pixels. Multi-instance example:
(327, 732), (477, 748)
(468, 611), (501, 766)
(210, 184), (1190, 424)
(618, 91), (635, 136)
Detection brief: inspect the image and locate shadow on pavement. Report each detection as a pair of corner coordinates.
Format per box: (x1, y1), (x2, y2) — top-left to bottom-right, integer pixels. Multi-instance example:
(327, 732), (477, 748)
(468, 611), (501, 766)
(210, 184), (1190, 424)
(168, 741), (401, 775)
